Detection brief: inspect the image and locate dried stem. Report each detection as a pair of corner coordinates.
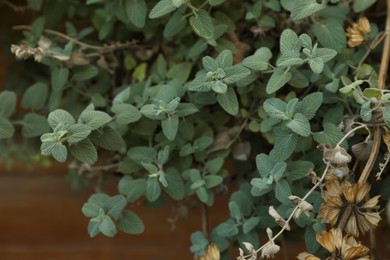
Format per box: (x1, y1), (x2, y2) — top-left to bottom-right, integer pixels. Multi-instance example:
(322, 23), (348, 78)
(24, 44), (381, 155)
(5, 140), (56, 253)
(201, 204), (209, 237)
(12, 25), (136, 52)
(378, 0), (390, 90)
(3, 1), (29, 12)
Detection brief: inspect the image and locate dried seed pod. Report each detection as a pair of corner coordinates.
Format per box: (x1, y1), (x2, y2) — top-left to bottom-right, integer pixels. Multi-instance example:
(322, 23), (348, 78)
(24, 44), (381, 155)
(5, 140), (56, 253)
(352, 140), (373, 160)
(320, 145), (352, 165)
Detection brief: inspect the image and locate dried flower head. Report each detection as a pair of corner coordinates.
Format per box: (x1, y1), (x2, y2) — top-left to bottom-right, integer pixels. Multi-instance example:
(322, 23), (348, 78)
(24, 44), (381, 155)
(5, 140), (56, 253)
(298, 228), (370, 260)
(346, 16), (371, 47)
(10, 42), (45, 62)
(268, 206), (290, 231)
(260, 240), (280, 259)
(352, 140), (373, 161)
(198, 243), (220, 260)
(320, 144), (352, 165)
(318, 180), (381, 237)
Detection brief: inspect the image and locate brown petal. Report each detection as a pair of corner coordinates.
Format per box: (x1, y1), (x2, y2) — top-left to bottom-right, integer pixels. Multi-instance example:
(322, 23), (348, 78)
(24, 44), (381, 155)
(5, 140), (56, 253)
(362, 195), (380, 209)
(356, 183), (370, 203)
(346, 214), (359, 237)
(357, 16), (371, 34)
(297, 252), (321, 260)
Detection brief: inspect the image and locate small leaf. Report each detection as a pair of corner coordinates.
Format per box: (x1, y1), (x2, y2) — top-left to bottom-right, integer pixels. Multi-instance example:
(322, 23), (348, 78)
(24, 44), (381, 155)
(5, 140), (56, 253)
(270, 131), (298, 162)
(149, 0), (176, 18)
(125, 0), (147, 28)
(117, 210), (144, 234)
(291, 0), (326, 20)
(0, 91), (17, 118)
(69, 138), (98, 164)
(79, 110), (112, 130)
(383, 105), (390, 128)
(275, 179), (292, 204)
(313, 123), (344, 148)
(243, 217), (260, 234)
(21, 83), (48, 110)
(164, 168), (185, 200)
(353, 0), (376, 12)
(51, 67), (69, 91)
(298, 92), (323, 120)
(0, 117), (15, 139)
(217, 87), (239, 115)
(22, 113), (50, 138)
(67, 124), (92, 143)
(286, 113), (311, 137)
(48, 109), (75, 130)
(263, 98), (289, 120)
(312, 18), (346, 54)
(280, 29), (299, 53)
(189, 10), (214, 40)
(146, 177), (161, 202)
(308, 58), (324, 74)
(266, 68), (292, 94)
(112, 103), (142, 125)
(90, 126), (125, 151)
(161, 114), (179, 140)
(73, 65), (99, 81)
(99, 215), (117, 237)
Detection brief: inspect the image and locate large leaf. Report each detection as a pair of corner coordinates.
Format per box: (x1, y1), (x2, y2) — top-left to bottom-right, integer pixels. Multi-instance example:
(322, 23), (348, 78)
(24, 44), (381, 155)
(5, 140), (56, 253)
(313, 123), (344, 148)
(161, 114), (179, 140)
(270, 131), (298, 162)
(149, 0), (176, 18)
(298, 92), (323, 120)
(312, 18), (346, 54)
(67, 124), (92, 143)
(286, 113), (311, 137)
(79, 110), (112, 130)
(263, 98), (289, 120)
(112, 103), (142, 124)
(89, 126), (126, 151)
(48, 109), (75, 130)
(217, 87), (239, 115)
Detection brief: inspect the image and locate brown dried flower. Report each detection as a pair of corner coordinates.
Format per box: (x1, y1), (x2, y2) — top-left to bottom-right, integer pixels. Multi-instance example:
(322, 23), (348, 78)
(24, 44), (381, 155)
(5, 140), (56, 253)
(260, 240), (280, 259)
(288, 195), (313, 218)
(346, 16), (371, 47)
(198, 243), (220, 260)
(318, 180), (381, 237)
(268, 206), (290, 231)
(298, 228), (370, 260)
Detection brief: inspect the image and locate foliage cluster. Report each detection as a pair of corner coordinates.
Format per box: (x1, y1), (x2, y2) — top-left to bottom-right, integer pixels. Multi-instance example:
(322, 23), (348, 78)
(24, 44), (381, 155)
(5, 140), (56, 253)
(1, 0), (390, 258)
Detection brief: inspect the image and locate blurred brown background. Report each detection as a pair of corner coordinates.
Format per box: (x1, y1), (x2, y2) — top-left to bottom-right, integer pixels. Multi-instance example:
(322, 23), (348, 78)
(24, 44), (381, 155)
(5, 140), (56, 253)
(0, 2), (389, 260)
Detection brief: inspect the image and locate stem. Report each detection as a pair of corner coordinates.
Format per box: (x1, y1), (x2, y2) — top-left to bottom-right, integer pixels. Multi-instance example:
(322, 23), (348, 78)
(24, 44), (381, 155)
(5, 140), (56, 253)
(254, 163), (331, 255)
(201, 203), (209, 237)
(12, 25), (136, 52)
(3, 1), (29, 12)
(336, 124), (369, 147)
(378, 0), (390, 90)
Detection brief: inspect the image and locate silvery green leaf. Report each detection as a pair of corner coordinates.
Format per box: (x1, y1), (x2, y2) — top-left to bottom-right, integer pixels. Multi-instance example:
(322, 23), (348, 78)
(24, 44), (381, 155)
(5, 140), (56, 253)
(280, 29), (299, 53)
(0, 91), (16, 118)
(164, 8), (187, 38)
(0, 117), (14, 139)
(146, 177), (161, 202)
(89, 126), (126, 151)
(149, 0), (176, 18)
(79, 110), (112, 130)
(99, 215), (117, 237)
(112, 103), (142, 124)
(202, 56), (219, 72)
(216, 50), (233, 69)
(67, 124), (92, 143)
(384, 105), (390, 128)
(21, 82), (48, 110)
(263, 98), (289, 120)
(117, 210), (144, 234)
(51, 67), (69, 91)
(270, 131), (298, 162)
(309, 57), (324, 74)
(353, 0), (376, 12)
(314, 48), (337, 63)
(299, 34), (312, 49)
(287, 113), (311, 137)
(69, 138), (97, 164)
(360, 101), (372, 122)
(189, 10), (214, 40)
(312, 18), (346, 54)
(22, 113), (50, 138)
(297, 92), (323, 120)
(217, 87), (239, 115)
(161, 114), (179, 140)
(211, 81), (228, 94)
(125, 0), (147, 28)
(113, 87), (130, 105)
(276, 50), (303, 67)
(266, 68), (292, 94)
(291, 0), (326, 20)
(223, 65), (251, 84)
(48, 109), (75, 130)
(275, 179), (292, 204)
(313, 123), (344, 148)
(73, 65), (99, 81)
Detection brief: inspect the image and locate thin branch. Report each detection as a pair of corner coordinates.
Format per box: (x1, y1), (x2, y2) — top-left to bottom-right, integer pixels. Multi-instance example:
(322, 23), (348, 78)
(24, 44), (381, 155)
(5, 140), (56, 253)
(378, 0), (390, 90)
(3, 1), (29, 12)
(201, 204), (209, 237)
(12, 25), (136, 52)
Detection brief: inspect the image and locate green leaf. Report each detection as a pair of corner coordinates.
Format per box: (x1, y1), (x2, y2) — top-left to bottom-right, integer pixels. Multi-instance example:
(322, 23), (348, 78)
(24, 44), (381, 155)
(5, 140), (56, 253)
(363, 88), (381, 98)
(313, 123), (344, 148)
(276, 50), (303, 67)
(0, 91), (17, 118)
(161, 114), (179, 140)
(205, 158), (224, 174)
(383, 105), (390, 128)
(202, 56), (218, 72)
(99, 215), (117, 237)
(308, 58), (324, 74)
(103, 195), (127, 219)
(299, 34), (312, 49)
(196, 186), (209, 203)
(79, 110), (112, 130)
(223, 65), (251, 84)
(275, 179), (292, 204)
(67, 123), (92, 144)
(21, 82), (48, 110)
(286, 161), (314, 181)
(164, 8), (187, 38)
(149, 0), (176, 18)
(314, 48), (337, 63)
(0, 117), (15, 139)
(256, 153), (274, 178)
(22, 113), (50, 138)
(125, 0), (147, 28)
(270, 131), (298, 162)
(298, 92), (323, 120)
(73, 65), (99, 81)
(360, 101), (372, 122)
(263, 98), (289, 120)
(189, 10), (214, 40)
(287, 113), (311, 137)
(51, 143), (68, 163)
(167, 62), (192, 84)
(266, 68), (292, 94)
(280, 29), (299, 53)
(117, 210), (144, 234)
(229, 201), (241, 220)
(113, 87), (130, 105)
(305, 225), (321, 253)
(312, 18), (346, 54)
(242, 47), (272, 71)
(82, 202), (101, 218)
(112, 103), (142, 124)
(243, 217), (260, 234)
(87, 220), (100, 237)
(216, 219), (239, 237)
(176, 103), (199, 117)
(90, 126), (125, 151)
(127, 146), (156, 163)
(69, 138), (98, 164)
(353, 0), (376, 12)
(291, 0), (326, 20)
(26, 0), (43, 10)
(48, 109), (75, 130)
(51, 67), (69, 91)
(204, 175), (223, 188)
(217, 87), (239, 115)
(270, 162), (287, 182)
(146, 177), (161, 202)
(164, 168), (185, 200)
(216, 50), (233, 69)
(208, 0), (225, 6)
(122, 179), (146, 202)
(193, 136), (213, 151)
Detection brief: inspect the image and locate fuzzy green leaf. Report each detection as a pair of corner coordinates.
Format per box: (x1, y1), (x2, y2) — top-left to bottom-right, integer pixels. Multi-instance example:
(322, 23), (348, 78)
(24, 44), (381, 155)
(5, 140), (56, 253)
(275, 179), (292, 205)
(266, 68), (292, 94)
(146, 177), (161, 202)
(112, 103), (142, 125)
(22, 113), (50, 138)
(69, 138), (97, 164)
(0, 117), (15, 139)
(313, 123), (344, 148)
(291, 0), (326, 20)
(67, 124), (92, 143)
(270, 131), (298, 162)
(353, 0), (376, 12)
(149, 0), (176, 18)
(51, 67), (69, 91)
(263, 98), (289, 120)
(161, 114), (179, 140)
(312, 18), (346, 54)
(217, 87), (239, 115)
(117, 210), (144, 234)
(280, 29), (299, 53)
(125, 0), (147, 28)
(298, 92), (323, 120)
(189, 10), (214, 40)
(0, 91), (17, 118)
